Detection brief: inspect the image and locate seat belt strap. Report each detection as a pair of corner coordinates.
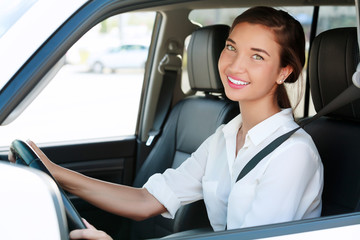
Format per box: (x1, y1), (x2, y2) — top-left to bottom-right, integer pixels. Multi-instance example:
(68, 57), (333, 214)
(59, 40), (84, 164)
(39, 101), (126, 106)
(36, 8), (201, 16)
(236, 84), (360, 183)
(146, 51), (182, 146)
(236, 126), (300, 182)
(146, 70), (177, 146)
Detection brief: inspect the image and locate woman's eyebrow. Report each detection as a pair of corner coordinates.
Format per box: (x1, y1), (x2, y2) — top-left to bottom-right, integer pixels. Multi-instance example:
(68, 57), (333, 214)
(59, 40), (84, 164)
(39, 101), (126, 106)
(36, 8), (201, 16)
(226, 38), (236, 44)
(251, 47), (271, 57)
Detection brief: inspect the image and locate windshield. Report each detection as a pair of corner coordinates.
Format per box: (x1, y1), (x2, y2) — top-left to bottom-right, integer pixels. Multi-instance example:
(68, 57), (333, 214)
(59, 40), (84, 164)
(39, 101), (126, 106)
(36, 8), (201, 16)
(0, 0), (37, 38)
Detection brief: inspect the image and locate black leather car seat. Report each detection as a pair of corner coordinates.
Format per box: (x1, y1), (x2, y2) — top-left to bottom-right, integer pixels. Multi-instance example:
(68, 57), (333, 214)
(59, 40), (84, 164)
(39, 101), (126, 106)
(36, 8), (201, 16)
(131, 24), (239, 239)
(304, 27), (360, 216)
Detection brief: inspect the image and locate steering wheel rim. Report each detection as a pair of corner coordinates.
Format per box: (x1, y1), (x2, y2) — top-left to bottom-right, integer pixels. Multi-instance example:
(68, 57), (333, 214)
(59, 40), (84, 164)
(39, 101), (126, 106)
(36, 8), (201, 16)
(10, 139), (86, 231)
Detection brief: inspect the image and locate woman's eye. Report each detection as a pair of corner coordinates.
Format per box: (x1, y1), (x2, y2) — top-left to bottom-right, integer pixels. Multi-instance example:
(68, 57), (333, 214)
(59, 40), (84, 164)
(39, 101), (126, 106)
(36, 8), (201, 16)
(225, 44), (236, 51)
(252, 54), (264, 61)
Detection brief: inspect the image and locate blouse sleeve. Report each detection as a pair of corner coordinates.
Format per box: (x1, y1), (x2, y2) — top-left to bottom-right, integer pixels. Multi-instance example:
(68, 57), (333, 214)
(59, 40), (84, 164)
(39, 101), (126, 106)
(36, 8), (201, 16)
(143, 133), (213, 218)
(237, 139), (323, 228)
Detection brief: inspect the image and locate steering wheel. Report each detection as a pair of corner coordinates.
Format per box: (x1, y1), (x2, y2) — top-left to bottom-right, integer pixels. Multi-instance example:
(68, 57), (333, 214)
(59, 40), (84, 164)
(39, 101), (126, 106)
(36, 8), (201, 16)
(10, 139), (86, 231)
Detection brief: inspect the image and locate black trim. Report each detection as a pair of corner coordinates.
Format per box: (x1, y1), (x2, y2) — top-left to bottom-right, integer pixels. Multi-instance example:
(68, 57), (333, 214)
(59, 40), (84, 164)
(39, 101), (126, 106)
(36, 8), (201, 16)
(304, 6), (319, 117)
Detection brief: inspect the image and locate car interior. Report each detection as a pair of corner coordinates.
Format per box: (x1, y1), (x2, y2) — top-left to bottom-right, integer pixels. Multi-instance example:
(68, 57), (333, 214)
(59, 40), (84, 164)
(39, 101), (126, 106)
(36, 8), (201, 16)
(1, 0), (360, 239)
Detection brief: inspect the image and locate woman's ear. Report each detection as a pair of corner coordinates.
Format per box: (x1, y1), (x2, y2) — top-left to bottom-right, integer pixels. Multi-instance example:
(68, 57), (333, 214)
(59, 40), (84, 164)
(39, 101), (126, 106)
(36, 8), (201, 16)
(277, 65), (293, 84)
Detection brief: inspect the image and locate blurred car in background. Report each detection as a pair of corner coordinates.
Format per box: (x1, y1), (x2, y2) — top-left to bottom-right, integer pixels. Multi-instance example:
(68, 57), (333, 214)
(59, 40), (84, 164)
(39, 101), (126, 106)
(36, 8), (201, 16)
(87, 44), (149, 73)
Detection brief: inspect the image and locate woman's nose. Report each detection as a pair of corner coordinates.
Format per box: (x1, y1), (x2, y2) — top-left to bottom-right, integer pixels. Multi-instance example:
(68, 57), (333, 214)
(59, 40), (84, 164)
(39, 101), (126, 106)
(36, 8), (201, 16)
(228, 54), (246, 73)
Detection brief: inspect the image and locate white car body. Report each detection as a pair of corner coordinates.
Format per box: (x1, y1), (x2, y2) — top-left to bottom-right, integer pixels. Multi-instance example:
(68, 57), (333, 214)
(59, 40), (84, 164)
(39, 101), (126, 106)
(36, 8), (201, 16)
(0, 162), (67, 239)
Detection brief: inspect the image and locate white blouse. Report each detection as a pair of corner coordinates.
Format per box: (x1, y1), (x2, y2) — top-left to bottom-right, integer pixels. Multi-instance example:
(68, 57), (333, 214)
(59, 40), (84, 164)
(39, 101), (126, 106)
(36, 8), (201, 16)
(144, 108), (323, 231)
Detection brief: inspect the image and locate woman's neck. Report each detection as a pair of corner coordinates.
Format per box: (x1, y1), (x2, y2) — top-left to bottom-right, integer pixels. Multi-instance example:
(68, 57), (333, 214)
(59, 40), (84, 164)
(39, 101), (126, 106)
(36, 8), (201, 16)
(239, 100), (281, 135)
(236, 100), (281, 155)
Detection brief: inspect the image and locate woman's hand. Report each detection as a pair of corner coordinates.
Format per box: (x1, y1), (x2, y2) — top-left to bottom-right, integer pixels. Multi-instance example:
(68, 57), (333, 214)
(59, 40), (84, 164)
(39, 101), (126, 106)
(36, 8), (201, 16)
(69, 219), (113, 240)
(8, 140), (56, 172)
(26, 140), (54, 168)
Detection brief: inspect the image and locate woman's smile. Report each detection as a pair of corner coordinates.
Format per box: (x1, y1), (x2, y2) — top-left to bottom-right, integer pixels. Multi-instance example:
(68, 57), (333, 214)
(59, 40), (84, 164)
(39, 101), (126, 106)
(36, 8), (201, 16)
(227, 75), (250, 89)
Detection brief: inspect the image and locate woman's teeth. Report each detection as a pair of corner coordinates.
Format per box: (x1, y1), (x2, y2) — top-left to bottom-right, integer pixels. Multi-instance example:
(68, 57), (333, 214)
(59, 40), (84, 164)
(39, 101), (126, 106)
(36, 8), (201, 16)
(228, 76), (249, 85)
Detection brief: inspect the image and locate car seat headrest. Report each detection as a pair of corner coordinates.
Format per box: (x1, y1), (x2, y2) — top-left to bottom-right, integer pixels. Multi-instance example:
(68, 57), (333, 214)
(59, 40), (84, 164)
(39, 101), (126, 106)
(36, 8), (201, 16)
(187, 24), (230, 93)
(309, 27), (360, 120)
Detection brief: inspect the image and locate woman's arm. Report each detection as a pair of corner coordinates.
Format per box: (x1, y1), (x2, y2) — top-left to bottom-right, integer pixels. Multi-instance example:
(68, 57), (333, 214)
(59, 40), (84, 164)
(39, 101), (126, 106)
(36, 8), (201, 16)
(27, 140), (167, 221)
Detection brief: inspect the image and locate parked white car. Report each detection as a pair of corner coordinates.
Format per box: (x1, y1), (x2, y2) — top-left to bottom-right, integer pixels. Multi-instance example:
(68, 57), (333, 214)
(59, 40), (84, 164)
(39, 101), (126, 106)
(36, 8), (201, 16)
(87, 44), (149, 73)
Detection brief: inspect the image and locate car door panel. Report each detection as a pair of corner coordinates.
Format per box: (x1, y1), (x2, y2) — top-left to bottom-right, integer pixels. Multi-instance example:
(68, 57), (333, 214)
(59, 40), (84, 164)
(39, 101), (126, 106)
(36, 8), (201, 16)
(40, 137), (136, 237)
(41, 137), (136, 183)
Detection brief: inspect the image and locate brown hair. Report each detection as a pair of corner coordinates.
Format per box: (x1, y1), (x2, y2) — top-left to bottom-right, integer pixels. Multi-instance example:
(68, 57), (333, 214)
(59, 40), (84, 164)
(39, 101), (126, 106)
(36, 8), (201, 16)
(230, 6), (305, 108)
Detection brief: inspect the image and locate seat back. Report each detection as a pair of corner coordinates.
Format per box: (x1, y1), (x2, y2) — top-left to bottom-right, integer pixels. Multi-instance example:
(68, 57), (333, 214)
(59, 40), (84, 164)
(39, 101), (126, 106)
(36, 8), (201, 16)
(131, 25), (239, 239)
(305, 27), (360, 216)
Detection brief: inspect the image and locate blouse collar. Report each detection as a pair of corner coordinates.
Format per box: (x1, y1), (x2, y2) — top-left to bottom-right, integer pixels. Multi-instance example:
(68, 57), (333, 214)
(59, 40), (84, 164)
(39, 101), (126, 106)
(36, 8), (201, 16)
(222, 108), (294, 146)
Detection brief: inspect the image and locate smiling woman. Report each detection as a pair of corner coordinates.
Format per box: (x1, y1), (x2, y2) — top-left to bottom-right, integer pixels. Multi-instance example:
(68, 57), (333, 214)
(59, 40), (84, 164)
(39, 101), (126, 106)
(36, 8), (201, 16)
(19, 6), (324, 240)
(219, 23), (287, 103)
(146, 7), (322, 231)
(219, 8), (305, 112)
(186, 7), (310, 118)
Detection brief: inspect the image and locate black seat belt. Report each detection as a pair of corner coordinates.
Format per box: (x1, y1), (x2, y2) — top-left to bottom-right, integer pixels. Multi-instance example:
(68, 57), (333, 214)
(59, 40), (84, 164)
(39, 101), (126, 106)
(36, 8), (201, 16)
(146, 52), (182, 146)
(236, 84), (360, 182)
(146, 70), (177, 146)
(236, 126), (300, 182)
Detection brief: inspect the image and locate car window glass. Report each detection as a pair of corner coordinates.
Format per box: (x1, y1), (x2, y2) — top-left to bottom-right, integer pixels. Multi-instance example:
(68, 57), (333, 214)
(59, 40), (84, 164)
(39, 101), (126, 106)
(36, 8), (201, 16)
(184, 7), (313, 118)
(317, 6), (356, 34)
(0, 0), (37, 38)
(0, 12), (155, 146)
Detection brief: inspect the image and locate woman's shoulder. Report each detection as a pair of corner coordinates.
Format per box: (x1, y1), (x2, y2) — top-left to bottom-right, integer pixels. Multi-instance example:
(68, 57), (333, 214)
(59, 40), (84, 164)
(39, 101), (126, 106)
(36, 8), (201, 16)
(275, 126), (322, 164)
(293, 127), (318, 149)
(260, 128), (323, 181)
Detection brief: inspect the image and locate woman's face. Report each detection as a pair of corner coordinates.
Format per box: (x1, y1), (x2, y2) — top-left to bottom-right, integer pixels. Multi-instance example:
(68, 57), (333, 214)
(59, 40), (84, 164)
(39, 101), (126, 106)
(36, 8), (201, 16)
(218, 22), (290, 105)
